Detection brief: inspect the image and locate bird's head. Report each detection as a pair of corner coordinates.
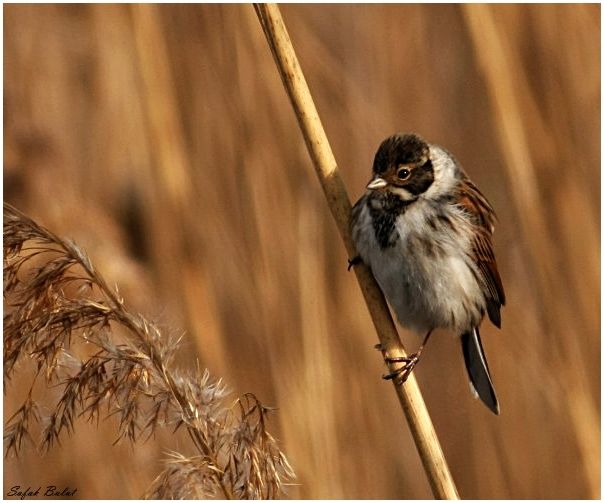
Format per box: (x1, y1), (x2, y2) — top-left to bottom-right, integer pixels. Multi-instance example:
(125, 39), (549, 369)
(367, 133), (460, 202)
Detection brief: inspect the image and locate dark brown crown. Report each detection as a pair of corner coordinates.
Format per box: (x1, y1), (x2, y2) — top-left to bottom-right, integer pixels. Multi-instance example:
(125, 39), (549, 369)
(372, 133), (429, 175)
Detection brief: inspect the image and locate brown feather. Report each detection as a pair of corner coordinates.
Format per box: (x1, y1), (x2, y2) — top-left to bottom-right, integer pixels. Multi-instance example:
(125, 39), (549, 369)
(456, 179), (506, 327)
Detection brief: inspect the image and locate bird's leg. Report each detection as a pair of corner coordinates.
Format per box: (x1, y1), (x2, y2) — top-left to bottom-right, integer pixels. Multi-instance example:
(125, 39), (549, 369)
(347, 255), (362, 271)
(382, 330), (433, 385)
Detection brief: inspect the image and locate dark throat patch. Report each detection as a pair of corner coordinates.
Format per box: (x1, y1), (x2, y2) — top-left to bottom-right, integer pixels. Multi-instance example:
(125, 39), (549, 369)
(369, 192), (413, 249)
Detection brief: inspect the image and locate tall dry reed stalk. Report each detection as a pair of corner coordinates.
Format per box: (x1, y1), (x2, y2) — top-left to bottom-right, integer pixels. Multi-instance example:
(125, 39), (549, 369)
(254, 4), (458, 499)
(3, 203), (294, 499)
(3, 3), (599, 499)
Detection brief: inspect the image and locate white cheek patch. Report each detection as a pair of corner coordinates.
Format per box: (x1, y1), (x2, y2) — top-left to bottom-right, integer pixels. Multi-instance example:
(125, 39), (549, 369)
(424, 146), (459, 199)
(389, 186), (416, 201)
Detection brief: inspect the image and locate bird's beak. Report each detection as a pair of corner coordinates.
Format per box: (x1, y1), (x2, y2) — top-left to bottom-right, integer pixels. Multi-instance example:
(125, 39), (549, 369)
(366, 177), (388, 190)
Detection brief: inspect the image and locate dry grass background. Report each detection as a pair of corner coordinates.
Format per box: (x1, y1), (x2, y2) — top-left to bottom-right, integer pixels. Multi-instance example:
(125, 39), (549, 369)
(3, 3), (600, 499)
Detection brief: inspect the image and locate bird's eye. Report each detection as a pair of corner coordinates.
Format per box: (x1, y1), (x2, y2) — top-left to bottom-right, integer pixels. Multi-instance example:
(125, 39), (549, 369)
(397, 167), (411, 180)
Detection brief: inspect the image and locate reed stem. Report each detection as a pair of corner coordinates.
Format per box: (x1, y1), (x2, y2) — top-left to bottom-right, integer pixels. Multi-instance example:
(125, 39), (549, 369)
(253, 4), (459, 499)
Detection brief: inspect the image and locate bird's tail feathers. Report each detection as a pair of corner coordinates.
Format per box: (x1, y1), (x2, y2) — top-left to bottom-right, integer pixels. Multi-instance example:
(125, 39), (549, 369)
(461, 328), (500, 415)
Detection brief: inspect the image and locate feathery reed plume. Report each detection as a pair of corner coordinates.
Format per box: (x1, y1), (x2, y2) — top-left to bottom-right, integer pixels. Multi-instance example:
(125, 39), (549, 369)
(3, 202), (295, 499)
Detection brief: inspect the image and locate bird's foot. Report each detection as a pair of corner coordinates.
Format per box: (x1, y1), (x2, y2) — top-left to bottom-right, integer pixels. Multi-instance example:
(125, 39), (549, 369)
(382, 353), (421, 385)
(347, 255), (362, 271)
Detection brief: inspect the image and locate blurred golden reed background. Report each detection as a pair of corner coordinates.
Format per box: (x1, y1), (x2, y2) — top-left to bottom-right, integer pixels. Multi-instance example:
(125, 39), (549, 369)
(3, 3), (600, 499)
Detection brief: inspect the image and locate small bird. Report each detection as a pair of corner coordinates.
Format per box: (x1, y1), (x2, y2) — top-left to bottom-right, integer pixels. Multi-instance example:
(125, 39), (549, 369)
(350, 133), (505, 414)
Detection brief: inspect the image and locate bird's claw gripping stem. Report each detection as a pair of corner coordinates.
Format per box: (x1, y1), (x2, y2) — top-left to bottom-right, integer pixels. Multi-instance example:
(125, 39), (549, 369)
(382, 353), (421, 385)
(347, 255), (362, 271)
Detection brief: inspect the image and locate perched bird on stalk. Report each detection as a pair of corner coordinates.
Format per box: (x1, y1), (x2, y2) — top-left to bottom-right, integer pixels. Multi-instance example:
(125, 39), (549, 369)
(350, 133), (505, 414)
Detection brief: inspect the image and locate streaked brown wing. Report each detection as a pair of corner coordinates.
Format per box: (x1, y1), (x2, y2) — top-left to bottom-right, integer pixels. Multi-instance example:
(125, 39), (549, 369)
(457, 179), (506, 327)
